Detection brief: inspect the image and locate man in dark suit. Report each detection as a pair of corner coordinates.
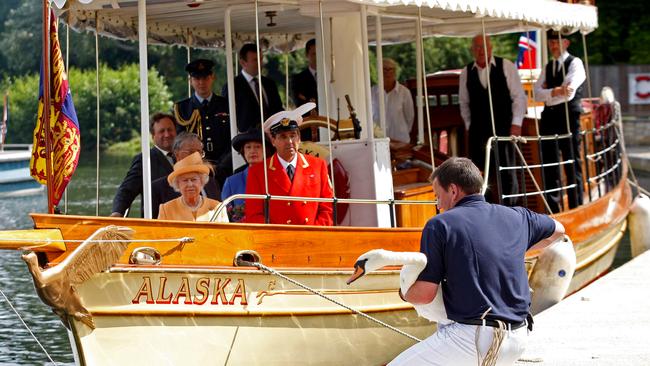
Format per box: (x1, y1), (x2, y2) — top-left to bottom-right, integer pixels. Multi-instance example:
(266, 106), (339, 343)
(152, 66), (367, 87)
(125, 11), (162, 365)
(174, 59), (231, 186)
(222, 43), (283, 133)
(151, 132), (221, 219)
(110, 113), (176, 217)
(291, 38), (318, 141)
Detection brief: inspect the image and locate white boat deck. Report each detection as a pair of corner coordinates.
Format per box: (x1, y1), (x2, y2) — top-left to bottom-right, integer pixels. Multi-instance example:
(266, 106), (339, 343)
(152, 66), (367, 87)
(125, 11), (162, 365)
(518, 250), (650, 365)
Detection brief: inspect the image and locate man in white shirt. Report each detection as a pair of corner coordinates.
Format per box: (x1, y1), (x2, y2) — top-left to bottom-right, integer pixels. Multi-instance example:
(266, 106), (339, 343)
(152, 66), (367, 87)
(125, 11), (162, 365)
(533, 30), (586, 212)
(372, 58), (415, 143)
(459, 35), (527, 169)
(459, 35), (527, 204)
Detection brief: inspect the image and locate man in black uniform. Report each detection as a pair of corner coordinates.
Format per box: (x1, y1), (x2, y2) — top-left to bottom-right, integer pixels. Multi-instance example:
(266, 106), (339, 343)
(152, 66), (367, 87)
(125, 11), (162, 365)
(174, 59), (231, 186)
(110, 113), (176, 217)
(223, 43), (283, 133)
(291, 38), (318, 141)
(534, 30), (586, 213)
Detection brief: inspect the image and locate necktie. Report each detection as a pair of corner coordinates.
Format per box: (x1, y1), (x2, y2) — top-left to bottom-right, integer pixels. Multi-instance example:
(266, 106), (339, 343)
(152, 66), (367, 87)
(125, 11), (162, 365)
(252, 77), (261, 102)
(201, 99), (208, 108)
(554, 60), (560, 76)
(252, 77), (268, 107)
(166, 152), (175, 165)
(286, 164), (294, 182)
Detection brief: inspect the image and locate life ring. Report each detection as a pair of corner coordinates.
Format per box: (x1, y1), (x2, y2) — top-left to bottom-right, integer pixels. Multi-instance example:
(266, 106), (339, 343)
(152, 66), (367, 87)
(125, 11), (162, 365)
(299, 141), (351, 225)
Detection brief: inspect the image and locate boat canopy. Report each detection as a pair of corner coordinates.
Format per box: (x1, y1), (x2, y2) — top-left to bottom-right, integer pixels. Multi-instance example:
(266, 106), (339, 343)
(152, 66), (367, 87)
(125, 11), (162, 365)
(51, 0), (597, 50)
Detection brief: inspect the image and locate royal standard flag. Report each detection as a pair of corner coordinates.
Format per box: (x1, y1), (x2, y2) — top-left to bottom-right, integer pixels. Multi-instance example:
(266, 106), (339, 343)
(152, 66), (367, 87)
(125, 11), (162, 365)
(30, 9), (80, 205)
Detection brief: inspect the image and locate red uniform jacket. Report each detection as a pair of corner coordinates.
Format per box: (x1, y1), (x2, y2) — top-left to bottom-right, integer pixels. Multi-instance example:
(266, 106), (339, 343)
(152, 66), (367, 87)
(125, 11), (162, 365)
(244, 153), (334, 225)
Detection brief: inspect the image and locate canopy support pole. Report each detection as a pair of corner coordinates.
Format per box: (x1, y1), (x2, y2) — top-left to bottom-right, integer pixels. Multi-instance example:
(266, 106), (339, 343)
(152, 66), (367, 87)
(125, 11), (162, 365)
(137, 0), (152, 219)
(375, 15), (386, 136)
(94, 20), (101, 216)
(415, 19), (424, 145)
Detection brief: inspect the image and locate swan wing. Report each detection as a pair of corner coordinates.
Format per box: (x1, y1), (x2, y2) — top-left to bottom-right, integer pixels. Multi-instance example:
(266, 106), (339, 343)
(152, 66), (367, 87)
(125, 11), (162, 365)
(413, 295), (451, 324)
(61, 226), (134, 286)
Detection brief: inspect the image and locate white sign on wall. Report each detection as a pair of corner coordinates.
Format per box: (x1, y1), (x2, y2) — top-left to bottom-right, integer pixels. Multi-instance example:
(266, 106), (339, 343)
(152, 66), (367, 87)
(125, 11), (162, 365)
(629, 73), (650, 105)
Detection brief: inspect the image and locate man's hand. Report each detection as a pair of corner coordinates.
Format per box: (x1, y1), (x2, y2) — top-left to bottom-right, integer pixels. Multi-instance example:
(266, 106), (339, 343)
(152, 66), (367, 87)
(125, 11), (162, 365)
(551, 85), (573, 98)
(510, 125), (522, 136)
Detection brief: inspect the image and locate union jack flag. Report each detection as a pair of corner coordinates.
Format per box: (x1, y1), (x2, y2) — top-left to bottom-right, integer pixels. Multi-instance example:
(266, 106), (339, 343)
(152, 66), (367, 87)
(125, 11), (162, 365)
(30, 9), (80, 206)
(516, 31), (538, 69)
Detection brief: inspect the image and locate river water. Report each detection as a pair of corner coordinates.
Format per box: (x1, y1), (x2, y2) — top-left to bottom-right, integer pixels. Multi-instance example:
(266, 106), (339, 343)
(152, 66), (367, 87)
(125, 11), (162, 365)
(0, 153), (649, 364)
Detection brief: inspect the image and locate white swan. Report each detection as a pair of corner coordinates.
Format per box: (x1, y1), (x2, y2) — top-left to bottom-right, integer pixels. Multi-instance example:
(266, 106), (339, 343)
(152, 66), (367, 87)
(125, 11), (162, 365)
(347, 249), (450, 324)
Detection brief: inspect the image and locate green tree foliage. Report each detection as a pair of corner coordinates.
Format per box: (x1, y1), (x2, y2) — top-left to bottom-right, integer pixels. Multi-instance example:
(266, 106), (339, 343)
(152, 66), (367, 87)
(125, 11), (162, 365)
(1, 64), (172, 151)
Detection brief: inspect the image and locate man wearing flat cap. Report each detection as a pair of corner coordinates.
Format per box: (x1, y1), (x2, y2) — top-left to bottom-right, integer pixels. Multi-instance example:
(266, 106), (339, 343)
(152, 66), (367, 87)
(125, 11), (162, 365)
(534, 29), (585, 213)
(174, 59), (232, 187)
(244, 103), (334, 226)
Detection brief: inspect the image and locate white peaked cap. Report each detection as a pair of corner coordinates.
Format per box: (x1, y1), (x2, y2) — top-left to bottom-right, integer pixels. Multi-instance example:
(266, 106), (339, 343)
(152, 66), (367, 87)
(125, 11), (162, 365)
(263, 102), (317, 134)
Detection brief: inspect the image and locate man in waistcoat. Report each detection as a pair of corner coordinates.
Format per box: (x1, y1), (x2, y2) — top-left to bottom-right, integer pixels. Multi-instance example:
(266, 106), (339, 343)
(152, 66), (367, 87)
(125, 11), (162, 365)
(534, 30), (586, 213)
(459, 35), (527, 203)
(174, 59), (231, 187)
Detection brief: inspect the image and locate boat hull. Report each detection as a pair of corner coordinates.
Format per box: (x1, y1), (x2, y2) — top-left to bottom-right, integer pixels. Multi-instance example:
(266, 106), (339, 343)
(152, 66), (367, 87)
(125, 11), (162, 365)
(71, 268), (434, 365)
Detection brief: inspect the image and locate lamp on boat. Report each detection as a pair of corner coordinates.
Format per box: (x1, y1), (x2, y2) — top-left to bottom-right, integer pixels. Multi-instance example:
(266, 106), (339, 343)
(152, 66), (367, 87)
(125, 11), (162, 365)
(266, 11), (277, 27)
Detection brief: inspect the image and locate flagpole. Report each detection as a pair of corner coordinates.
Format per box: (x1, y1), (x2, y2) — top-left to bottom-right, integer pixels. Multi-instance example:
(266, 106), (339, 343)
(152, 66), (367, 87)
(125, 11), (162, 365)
(42, 0), (55, 214)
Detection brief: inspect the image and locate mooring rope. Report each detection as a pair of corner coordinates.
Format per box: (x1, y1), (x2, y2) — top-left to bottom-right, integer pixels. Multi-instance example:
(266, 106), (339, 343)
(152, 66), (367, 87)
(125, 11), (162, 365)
(244, 260), (422, 343)
(0, 287), (58, 365)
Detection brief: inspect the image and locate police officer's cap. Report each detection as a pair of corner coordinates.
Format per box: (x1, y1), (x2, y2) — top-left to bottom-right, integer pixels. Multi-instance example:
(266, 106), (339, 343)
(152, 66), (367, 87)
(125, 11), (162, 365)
(186, 59), (215, 77)
(263, 103), (316, 135)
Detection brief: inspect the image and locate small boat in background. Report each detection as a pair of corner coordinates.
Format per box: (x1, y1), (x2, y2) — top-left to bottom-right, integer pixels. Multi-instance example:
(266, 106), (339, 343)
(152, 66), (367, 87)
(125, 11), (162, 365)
(0, 93), (43, 198)
(0, 144), (44, 198)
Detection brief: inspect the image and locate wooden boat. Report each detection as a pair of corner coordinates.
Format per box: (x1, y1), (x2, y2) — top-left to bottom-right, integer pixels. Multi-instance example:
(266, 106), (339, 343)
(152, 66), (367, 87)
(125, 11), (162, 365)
(0, 0), (631, 365)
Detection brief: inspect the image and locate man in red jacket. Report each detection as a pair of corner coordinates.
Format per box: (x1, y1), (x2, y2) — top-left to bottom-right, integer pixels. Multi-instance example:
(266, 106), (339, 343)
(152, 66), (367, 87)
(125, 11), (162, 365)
(245, 103), (333, 225)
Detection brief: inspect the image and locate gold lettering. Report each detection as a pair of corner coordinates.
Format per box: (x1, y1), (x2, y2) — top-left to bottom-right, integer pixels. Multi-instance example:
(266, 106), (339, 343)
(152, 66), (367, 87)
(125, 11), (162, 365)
(194, 277), (210, 305)
(229, 279), (248, 305)
(131, 277), (154, 304)
(156, 277), (173, 304)
(172, 277), (193, 305)
(210, 278), (231, 305)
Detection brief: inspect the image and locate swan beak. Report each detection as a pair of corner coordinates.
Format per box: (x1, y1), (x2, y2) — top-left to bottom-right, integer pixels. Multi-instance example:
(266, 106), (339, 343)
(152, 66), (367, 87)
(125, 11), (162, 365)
(346, 259), (367, 285)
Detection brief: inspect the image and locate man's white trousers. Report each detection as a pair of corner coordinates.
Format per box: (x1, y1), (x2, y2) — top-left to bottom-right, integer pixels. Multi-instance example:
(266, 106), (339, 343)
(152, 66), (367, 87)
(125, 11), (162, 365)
(389, 322), (527, 366)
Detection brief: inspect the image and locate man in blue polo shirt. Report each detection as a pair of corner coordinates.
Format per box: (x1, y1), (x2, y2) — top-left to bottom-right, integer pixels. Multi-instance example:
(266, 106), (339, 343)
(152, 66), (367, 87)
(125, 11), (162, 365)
(392, 157), (565, 366)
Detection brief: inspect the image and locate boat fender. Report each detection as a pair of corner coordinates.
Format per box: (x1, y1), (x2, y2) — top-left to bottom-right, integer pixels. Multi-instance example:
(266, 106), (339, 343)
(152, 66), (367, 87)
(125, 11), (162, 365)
(529, 235), (576, 315)
(629, 194), (650, 258)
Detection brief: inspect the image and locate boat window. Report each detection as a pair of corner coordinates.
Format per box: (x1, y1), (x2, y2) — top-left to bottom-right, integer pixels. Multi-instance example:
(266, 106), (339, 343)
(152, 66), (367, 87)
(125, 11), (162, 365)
(451, 94), (459, 105)
(439, 95), (449, 106)
(428, 95), (437, 107)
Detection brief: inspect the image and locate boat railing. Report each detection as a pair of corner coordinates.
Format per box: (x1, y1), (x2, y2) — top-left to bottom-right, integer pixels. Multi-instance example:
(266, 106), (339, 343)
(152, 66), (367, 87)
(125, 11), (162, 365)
(214, 194), (437, 227)
(484, 119), (623, 214)
(0, 143), (32, 152)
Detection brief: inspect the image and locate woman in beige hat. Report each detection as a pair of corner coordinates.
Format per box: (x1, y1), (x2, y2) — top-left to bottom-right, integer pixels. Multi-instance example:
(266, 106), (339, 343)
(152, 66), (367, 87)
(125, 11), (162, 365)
(158, 152), (229, 222)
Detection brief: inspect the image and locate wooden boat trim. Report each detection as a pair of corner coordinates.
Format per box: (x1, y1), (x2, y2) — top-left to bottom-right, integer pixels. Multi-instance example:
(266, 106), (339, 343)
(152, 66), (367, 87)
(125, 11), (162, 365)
(575, 219), (626, 272)
(89, 304), (415, 317)
(109, 266), (400, 275)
